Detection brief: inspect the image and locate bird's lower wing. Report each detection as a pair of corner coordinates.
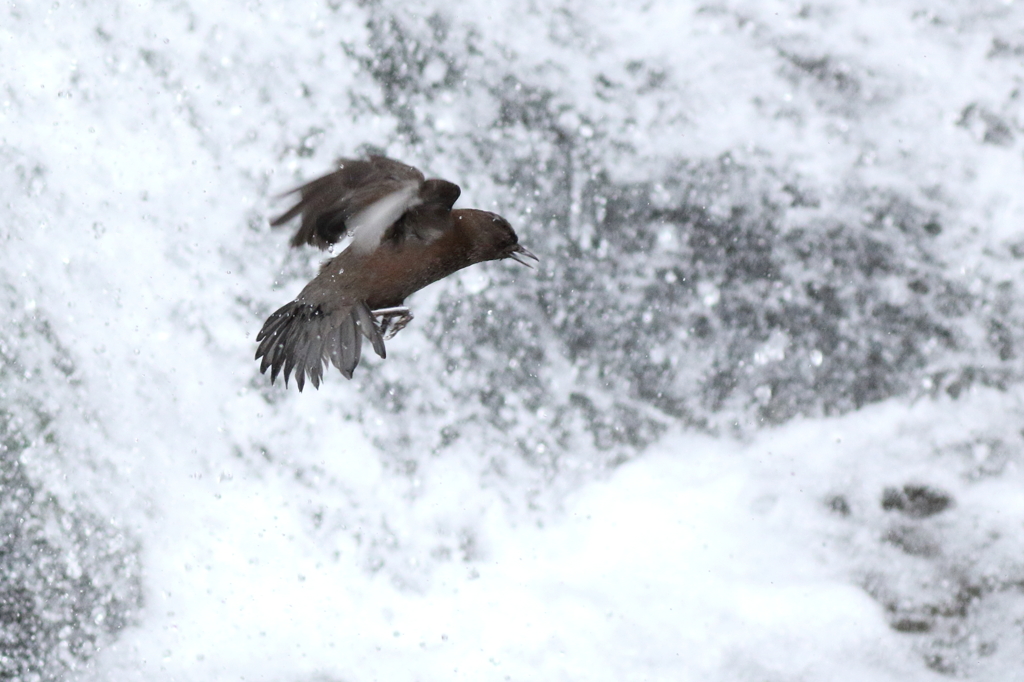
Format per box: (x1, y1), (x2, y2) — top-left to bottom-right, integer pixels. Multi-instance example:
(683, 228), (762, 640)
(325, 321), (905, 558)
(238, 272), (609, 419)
(254, 299), (386, 391)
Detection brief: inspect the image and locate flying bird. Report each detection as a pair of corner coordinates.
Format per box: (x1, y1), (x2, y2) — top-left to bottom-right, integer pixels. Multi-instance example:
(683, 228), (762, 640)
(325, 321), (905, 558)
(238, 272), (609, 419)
(255, 155), (537, 390)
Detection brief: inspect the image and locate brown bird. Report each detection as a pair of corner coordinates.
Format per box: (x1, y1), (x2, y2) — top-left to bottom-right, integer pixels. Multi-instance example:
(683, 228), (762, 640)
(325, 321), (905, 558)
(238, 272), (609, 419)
(255, 155), (537, 390)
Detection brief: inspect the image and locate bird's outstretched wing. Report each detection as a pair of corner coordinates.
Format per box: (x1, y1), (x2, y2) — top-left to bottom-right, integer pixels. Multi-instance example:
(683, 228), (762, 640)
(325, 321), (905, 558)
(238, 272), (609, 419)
(254, 296), (387, 391)
(271, 156), (427, 250)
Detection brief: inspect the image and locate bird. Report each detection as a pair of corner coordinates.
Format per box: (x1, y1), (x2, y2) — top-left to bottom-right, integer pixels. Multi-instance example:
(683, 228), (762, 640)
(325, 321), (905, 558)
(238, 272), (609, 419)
(255, 155), (538, 391)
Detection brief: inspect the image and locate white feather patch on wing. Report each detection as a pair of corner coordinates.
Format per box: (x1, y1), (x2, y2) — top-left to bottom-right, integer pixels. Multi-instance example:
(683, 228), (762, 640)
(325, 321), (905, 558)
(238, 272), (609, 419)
(347, 182), (422, 253)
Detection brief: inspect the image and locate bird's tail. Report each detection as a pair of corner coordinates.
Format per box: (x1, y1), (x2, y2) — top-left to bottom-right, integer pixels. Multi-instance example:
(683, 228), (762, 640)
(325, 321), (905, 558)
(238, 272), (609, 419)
(254, 300), (386, 391)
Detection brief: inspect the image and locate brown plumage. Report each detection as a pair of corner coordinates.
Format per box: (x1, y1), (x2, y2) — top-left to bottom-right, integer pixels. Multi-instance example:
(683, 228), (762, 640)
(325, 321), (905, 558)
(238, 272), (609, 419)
(255, 155), (537, 390)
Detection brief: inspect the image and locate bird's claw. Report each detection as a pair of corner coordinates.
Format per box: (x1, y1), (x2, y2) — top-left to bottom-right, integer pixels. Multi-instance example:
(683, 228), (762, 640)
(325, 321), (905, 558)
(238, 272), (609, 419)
(372, 306), (413, 340)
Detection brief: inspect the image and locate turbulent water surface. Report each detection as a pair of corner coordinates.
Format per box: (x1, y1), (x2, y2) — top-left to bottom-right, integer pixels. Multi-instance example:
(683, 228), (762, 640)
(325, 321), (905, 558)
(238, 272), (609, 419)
(3, 1), (1024, 680)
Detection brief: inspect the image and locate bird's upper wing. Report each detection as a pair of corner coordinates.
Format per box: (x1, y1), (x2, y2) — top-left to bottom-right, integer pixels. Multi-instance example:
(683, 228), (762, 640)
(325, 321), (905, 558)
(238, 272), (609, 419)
(271, 156), (427, 250)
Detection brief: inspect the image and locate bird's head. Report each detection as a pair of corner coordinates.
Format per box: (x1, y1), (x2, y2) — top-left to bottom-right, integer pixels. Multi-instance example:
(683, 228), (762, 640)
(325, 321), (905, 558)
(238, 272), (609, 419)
(459, 210), (539, 267)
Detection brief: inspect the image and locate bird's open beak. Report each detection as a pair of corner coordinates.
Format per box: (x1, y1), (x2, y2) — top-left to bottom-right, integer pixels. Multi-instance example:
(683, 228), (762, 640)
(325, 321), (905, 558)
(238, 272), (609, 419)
(508, 244), (540, 268)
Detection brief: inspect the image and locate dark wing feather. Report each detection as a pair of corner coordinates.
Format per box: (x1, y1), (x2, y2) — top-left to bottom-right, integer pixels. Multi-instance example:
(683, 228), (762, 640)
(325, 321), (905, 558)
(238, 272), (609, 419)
(271, 156), (427, 250)
(354, 302), (386, 359)
(338, 312), (361, 380)
(255, 299), (385, 390)
(378, 178), (462, 247)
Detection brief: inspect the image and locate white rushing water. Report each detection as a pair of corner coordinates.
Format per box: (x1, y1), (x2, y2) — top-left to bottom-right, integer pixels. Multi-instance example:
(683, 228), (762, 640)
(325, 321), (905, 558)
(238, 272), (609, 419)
(3, 1), (1024, 680)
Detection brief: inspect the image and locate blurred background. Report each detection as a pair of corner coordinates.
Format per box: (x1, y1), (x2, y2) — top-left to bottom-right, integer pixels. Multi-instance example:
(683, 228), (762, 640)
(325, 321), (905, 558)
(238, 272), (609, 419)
(3, 0), (1024, 679)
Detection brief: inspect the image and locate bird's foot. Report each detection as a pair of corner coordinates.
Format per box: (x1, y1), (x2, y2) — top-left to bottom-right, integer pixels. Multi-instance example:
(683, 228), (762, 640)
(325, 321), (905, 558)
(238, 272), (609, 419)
(372, 306), (413, 340)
